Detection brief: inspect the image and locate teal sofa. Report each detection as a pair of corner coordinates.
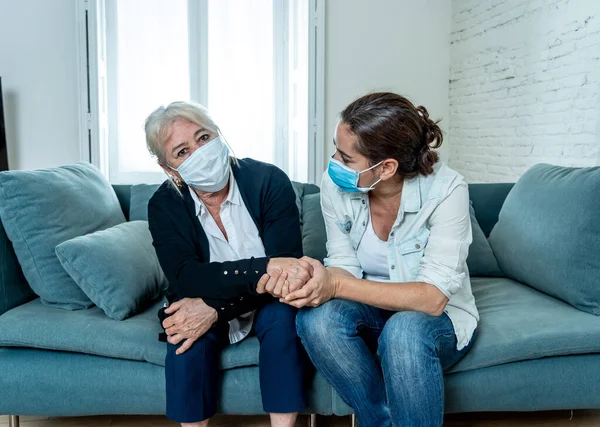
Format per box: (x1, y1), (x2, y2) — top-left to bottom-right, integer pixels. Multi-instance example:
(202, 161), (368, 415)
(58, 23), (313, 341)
(2, 174), (600, 422)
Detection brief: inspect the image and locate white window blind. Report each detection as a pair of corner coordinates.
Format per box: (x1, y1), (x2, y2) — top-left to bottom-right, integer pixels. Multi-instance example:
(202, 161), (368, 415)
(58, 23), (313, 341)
(83, 0), (323, 184)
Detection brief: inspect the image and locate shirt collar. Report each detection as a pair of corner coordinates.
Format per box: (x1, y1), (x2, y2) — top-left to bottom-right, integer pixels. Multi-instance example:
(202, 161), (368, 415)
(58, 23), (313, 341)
(189, 172), (240, 217)
(400, 175), (422, 213)
(347, 175), (422, 213)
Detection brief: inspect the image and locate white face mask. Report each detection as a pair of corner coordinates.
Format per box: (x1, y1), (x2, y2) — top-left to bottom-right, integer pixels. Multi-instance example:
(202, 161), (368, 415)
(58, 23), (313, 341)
(170, 136), (231, 192)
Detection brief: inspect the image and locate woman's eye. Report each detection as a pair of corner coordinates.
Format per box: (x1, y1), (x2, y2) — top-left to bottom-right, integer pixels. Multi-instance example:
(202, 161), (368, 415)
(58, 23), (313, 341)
(200, 134), (210, 141)
(177, 148), (188, 158)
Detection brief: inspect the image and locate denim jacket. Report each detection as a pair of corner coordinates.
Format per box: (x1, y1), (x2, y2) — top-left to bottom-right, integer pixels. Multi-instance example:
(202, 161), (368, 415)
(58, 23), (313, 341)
(321, 161), (479, 350)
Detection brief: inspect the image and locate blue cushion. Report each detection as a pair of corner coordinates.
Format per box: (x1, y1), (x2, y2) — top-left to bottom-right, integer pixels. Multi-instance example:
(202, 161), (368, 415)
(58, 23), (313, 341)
(130, 184), (161, 221)
(0, 297), (261, 370)
(467, 202), (503, 277)
(448, 277), (600, 374)
(301, 193), (327, 263)
(488, 164), (600, 315)
(55, 221), (168, 320)
(0, 163), (126, 309)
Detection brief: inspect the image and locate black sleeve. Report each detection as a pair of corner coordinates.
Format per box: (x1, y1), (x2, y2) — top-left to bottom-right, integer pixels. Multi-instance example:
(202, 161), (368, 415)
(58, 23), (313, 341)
(261, 166), (303, 259)
(148, 196), (269, 301)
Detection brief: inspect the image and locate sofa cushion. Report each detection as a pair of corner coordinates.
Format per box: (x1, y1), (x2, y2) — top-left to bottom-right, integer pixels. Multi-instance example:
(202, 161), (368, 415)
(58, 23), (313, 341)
(130, 184), (161, 221)
(0, 297), (261, 370)
(467, 202), (503, 277)
(302, 193), (327, 263)
(55, 221), (168, 320)
(0, 163), (126, 309)
(488, 164), (600, 315)
(449, 277), (600, 374)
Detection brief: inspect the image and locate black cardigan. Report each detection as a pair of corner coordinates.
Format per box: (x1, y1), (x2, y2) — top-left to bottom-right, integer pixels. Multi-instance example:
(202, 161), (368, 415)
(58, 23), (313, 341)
(148, 158), (303, 323)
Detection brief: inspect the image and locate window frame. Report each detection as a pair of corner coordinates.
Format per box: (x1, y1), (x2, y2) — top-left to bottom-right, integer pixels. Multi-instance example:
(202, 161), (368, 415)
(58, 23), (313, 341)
(77, 0), (325, 185)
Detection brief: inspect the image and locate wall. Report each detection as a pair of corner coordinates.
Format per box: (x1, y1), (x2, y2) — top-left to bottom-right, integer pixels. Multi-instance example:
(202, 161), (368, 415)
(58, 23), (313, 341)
(324, 0), (452, 167)
(0, 0), (81, 170)
(449, 0), (600, 182)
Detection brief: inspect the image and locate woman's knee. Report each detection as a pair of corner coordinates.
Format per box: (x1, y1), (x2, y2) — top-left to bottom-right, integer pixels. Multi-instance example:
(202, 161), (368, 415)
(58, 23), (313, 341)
(378, 311), (438, 357)
(296, 299), (362, 344)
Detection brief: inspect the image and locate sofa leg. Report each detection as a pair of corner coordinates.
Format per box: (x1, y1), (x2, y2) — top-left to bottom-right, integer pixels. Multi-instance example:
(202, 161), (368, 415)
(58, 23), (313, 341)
(8, 415), (20, 427)
(308, 414), (317, 427)
(350, 414), (357, 427)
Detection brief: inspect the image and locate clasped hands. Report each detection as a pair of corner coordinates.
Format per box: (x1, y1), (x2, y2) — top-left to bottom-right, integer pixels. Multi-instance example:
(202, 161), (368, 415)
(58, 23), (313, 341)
(256, 256), (337, 309)
(162, 257), (336, 355)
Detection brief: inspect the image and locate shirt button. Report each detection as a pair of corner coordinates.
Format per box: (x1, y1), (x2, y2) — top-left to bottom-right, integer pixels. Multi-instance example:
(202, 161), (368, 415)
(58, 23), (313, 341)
(243, 271), (247, 275)
(240, 296), (244, 301)
(230, 302), (235, 306)
(220, 307), (225, 311)
(362, 199), (366, 205)
(362, 221), (366, 226)
(234, 270), (239, 275)
(391, 265), (396, 270)
(415, 244), (421, 249)
(223, 271), (228, 275)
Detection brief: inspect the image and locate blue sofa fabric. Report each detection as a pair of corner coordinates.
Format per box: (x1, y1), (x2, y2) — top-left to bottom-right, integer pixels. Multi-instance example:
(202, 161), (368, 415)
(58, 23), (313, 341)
(489, 164), (600, 315)
(0, 163), (126, 309)
(55, 221), (168, 320)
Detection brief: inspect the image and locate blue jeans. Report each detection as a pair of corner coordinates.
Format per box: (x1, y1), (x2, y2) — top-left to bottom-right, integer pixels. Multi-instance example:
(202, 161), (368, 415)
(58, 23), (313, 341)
(296, 300), (475, 427)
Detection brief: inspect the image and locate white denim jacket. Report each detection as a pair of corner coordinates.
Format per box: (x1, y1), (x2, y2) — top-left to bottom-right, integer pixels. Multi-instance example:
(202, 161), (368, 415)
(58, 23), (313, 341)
(321, 161), (479, 350)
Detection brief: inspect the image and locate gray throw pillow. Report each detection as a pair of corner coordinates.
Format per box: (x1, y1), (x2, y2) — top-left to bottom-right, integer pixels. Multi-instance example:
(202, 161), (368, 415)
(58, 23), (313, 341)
(55, 221), (168, 320)
(489, 164), (600, 315)
(0, 163), (126, 309)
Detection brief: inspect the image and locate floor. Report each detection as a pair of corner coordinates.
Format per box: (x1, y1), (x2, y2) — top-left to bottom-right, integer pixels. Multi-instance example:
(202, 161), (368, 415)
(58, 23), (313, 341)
(2, 411), (600, 426)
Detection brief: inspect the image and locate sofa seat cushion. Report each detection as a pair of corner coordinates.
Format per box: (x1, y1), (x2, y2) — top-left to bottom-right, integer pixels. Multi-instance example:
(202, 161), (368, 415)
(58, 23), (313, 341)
(449, 277), (600, 374)
(0, 298), (261, 370)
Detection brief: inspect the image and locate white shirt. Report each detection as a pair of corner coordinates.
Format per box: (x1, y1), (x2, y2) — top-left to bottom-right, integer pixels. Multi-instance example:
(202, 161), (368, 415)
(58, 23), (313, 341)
(189, 173), (266, 344)
(321, 162), (479, 351)
(356, 216), (390, 282)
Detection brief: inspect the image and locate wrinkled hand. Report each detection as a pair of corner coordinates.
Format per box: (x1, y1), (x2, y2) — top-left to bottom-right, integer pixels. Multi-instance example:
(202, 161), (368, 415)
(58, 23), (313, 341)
(162, 298), (218, 355)
(283, 257), (337, 308)
(256, 257), (313, 298)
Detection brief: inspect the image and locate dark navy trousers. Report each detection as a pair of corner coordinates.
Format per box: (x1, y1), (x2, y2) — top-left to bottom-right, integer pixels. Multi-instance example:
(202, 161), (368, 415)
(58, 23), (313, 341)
(165, 300), (309, 423)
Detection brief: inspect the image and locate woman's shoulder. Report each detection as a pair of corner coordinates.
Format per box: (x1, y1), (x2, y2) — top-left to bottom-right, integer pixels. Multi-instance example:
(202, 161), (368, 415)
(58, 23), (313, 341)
(423, 161), (467, 189)
(148, 180), (184, 208)
(234, 157), (291, 186)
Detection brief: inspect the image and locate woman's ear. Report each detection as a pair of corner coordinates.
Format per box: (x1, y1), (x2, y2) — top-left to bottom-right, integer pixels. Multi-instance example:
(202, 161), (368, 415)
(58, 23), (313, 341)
(379, 159), (398, 181)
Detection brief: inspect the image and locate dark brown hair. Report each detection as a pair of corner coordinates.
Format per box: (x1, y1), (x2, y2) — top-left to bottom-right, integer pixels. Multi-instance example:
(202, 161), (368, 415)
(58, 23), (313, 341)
(340, 92), (443, 178)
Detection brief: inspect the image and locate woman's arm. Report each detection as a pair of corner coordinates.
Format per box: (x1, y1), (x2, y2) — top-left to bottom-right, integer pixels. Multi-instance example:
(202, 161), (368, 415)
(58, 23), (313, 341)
(148, 196), (269, 301)
(332, 275), (448, 316)
(320, 174), (363, 278)
(286, 182), (472, 315)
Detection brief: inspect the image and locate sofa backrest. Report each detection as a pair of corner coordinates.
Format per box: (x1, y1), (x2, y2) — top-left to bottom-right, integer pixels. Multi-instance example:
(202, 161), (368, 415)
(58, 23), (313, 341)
(0, 180), (513, 316)
(468, 183), (514, 237)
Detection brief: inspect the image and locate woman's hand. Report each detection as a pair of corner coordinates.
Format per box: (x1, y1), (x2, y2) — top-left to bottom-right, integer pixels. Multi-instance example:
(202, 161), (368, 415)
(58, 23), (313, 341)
(257, 257), (313, 298)
(283, 257), (338, 308)
(162, 298), (218, 355)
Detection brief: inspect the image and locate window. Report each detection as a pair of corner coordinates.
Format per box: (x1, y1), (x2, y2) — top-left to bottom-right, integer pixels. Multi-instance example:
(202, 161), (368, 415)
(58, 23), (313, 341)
(79, 0), (324, 184)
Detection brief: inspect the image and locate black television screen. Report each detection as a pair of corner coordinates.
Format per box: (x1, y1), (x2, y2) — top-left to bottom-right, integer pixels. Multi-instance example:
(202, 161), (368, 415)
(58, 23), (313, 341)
(0, 77), (7, 171)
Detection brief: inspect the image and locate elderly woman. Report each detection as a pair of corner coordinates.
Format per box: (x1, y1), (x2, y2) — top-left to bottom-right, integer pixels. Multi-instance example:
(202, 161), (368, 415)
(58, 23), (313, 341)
(145, 101), (311, 427)
(286, 92), (479, 427)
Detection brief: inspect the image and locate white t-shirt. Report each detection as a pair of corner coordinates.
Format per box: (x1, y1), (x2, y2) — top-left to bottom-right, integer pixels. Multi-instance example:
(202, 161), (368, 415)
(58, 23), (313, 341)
(189, 173), (265, 344)
(356, 215), (391, 282)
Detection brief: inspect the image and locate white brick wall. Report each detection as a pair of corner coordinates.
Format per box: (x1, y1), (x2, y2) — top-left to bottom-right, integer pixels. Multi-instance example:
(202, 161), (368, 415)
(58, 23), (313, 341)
(448, 0), (600, 182)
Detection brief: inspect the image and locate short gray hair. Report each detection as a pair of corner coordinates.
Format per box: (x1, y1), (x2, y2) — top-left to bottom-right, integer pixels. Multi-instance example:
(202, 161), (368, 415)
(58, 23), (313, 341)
(144, 101), (220, 165)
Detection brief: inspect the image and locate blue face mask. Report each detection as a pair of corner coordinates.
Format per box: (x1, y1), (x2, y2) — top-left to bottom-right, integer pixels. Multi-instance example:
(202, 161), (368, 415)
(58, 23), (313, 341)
(327, 156), (383, 193)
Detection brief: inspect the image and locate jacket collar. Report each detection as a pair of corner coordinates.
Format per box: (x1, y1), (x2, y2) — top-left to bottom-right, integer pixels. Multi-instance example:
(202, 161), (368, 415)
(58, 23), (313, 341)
(346, 175), (422, 213)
